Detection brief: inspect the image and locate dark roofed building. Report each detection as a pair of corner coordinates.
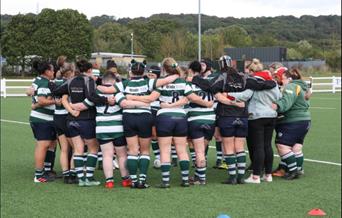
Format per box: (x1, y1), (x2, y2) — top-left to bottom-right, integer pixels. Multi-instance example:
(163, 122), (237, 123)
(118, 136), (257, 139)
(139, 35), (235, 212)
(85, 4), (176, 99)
(224, 47), (287, 62)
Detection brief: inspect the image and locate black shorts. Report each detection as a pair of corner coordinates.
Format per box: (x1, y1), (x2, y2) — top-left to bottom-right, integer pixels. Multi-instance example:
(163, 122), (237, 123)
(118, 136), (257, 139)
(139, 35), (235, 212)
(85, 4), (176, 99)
(67, 120), (96, 139)
(217, 117), (248, 138)
(188, 122), (215, 141)
(98, 136), (127, 147)
(275, 120), (311, 146)
(151, 109), (158, 126)
(123, 113), (153, 138)
(54, 115), (71, 137)
(30, 122), (57, 141)
(156, 115), (188, 137)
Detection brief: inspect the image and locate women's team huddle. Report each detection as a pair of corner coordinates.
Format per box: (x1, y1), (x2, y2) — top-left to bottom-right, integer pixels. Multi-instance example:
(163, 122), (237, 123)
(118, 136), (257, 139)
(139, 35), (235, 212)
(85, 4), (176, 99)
(28, 55), (311, 189)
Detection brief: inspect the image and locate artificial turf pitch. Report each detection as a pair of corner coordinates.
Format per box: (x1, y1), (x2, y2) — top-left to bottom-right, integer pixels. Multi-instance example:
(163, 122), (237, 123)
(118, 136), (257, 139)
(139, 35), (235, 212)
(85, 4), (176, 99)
(1, 93), (341, 218)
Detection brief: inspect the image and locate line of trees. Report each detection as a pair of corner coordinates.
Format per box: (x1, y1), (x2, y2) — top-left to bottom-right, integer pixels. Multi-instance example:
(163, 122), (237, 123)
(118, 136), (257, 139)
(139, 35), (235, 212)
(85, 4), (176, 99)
(1, 11), (341, 76)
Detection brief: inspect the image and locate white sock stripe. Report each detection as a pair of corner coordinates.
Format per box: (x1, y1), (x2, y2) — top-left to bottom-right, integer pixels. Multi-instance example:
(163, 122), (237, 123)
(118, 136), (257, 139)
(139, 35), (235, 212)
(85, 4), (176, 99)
(238, 170), (245, 174)
(288, 163), (297, 168)
(86, 167), (95, 171)
(237, 163), (246, 167)
(196, 167), (206, 172)
(44, 162), (52, 166)
(228, 164), (236, 169)
(289, 167), (297, 171)
(181, 170), (189, 174)
(128, 156), (139, 160)
(229, 171), (237, 175)
(74, 157), (84, 161)
(182, 176), (189, 180)
(97, 152), (103, 155)
(282, 152), (294, 159)
(295, 153), (304, 158)
(139, 155), (150, 160)
(86, 173), (93, 177)
(161, 163), (171, 167)
(236, 152), (246, 157)
(280, 161), (287, 165)
(162, 178), (170, 182)
(130, 175), (137, 179)
(197, 174), (206, 178)
(88, 154), (98, 158)
(162, 172), (170, 176)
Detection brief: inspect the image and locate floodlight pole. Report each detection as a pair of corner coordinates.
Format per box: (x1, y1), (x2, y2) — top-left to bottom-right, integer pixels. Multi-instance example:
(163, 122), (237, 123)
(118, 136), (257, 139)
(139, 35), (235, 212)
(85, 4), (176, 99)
(131, 33), (134, 59)
(198, 0), (201, 61)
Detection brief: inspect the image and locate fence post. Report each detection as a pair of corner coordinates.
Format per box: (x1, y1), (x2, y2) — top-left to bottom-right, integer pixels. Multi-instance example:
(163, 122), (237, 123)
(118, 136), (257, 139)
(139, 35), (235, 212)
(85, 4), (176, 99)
(310, 76), (313, 93)
(1, 78), (6, 98)
(332, 76), (336, 94)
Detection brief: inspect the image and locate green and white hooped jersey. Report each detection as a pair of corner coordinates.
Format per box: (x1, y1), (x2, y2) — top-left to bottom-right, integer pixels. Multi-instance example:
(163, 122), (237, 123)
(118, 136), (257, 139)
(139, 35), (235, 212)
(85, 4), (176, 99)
(156, 78), (193, 117)
(29, 76), (55, 123)
(94, 90), (126, 140)
(187, 83), (215, 124)
(120, 77), (156, 114)
(54, 78), (68, 116)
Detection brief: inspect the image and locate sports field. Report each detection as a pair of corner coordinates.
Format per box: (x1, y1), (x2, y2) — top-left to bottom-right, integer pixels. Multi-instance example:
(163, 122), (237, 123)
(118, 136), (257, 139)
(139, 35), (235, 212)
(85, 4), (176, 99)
(1, 93), (341, 218)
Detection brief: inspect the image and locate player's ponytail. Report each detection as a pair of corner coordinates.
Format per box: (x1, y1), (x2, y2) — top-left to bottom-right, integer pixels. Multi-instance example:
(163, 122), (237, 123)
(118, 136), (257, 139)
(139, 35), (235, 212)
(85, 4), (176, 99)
(162, 57), (183, 76)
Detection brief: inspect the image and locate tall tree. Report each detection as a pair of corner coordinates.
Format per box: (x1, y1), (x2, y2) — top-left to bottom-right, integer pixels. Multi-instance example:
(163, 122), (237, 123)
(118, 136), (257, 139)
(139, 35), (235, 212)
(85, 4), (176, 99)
(33, 9), (93, 61)
(1, 14), (37, 76)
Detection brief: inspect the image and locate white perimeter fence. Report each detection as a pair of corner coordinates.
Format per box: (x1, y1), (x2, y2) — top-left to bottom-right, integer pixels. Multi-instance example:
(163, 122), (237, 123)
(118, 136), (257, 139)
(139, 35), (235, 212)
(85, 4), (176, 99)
(1, 76), (341, 98)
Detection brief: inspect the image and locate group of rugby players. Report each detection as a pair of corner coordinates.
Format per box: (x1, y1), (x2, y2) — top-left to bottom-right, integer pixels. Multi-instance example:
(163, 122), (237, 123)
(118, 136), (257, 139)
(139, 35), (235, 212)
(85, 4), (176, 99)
(28, 55), (311, 189)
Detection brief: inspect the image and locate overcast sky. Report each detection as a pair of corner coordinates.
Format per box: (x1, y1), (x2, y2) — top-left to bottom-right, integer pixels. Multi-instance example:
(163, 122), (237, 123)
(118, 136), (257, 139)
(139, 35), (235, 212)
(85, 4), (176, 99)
(1, 0), (341, 19)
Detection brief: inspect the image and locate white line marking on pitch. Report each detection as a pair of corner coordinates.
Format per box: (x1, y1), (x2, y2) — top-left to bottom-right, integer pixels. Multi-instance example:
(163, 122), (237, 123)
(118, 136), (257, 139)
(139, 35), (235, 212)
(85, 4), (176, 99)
(1, 119), (341, 167)
(310, 107), (337, 110)
(208, 146), (341, 167)
(1, 119), (30, 125)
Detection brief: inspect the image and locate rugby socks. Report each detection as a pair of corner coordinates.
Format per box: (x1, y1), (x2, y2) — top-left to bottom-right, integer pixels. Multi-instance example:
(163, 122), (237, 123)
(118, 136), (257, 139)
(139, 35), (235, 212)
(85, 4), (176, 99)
(282, 152), (297, 172)
(127, 155), (139, 184)
(106, 177), (114, 183)
(138, 155), (150, 183)
(83, 145), (88, 165)
(74, 155), (85, 181)
(35, 169), (44, 179)
(97, 148), (103, 167)
(171, 145), (177, 162)
(86, 153), (98, 180)
(62, 170), (70, 177)
(44, 149), (55, 172)
(236, 151), (246, 180)
(195, 167), (207, 182)
(295, 152), (304, 171)
(179, 160), (190, 183)
(151, 140), (160, 160)
(215, 141), (223, 164)
(189, 148), (196, 165)
(50, 148), (56, 171)
(161, 163), (171, 184)
(225, 154), (237, 179)
(70, 168), (76, 177)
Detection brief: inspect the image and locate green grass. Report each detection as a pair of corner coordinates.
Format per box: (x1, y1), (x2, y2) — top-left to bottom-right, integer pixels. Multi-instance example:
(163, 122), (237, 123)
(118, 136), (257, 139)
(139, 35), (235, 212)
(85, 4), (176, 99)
(1, 93), (341, 218)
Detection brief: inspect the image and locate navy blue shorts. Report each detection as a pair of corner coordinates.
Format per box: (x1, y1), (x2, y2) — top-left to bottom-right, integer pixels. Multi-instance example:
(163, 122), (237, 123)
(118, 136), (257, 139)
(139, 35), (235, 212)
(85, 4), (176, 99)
(156, 115), (188, 137)
(275, 120), (311, 146)
(98, 136), (127, 147)
(30, 122), (57, 141)
(188, 122), (215, 140)
(217, 117), (248, 138)
(123, 113), (153, 138)
(67, 120), (96, 139)
(54, 115), (71, 137)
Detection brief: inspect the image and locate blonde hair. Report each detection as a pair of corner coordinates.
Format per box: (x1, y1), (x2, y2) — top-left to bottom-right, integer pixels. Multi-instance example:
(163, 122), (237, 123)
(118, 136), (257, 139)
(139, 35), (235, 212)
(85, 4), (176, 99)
(162, 57), (183, 76)
(60, 63), (75, 79)
(248, 58), (263, 72)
